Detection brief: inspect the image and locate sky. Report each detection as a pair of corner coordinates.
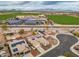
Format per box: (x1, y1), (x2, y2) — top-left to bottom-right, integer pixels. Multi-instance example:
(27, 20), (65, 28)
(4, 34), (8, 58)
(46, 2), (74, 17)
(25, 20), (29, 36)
(0, 1), (79, 12)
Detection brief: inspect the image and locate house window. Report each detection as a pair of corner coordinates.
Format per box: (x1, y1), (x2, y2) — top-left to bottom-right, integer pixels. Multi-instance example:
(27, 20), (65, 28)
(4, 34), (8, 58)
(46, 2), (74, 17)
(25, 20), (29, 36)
(13, 48), (18, 52)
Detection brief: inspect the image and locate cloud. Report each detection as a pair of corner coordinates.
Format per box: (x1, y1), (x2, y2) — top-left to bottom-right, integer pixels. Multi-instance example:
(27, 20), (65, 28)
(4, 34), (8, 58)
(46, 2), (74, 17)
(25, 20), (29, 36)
(0, 1), (79, 12)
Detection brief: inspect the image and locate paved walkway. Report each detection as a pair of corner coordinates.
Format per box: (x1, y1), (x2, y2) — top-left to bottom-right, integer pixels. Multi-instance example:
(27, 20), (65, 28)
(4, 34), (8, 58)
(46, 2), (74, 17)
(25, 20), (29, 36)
(41, 34), (78, 57)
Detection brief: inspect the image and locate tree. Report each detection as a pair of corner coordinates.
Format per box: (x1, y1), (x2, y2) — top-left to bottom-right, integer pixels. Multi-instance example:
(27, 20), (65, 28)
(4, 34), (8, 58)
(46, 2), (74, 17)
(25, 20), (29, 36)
(73, 32), (79, 37)
(0, 46), (3, 50)
(63, 52), (75, 57)
(18, 29), (25, 34)
(32, 31), (36, 35)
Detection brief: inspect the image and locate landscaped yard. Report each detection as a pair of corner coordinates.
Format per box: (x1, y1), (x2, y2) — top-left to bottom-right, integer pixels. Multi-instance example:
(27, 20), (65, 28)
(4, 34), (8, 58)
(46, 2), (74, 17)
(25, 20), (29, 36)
(48, 15), (79, 25)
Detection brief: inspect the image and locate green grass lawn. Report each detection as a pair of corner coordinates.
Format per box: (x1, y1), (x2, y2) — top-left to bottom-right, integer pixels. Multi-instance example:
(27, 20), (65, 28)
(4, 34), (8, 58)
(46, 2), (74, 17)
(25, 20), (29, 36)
(1, 12), (79, 25)
(48, 15), (79, 25)
(0, 12), (39, 20)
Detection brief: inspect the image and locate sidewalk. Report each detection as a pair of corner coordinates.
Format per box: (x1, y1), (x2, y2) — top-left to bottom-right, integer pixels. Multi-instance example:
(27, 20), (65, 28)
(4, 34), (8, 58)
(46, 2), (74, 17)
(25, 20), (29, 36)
(70, 35), (79, 56)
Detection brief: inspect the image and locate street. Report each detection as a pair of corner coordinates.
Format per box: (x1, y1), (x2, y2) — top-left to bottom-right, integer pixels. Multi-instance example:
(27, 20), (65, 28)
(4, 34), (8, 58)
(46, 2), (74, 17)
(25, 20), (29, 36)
(41, 34), (78, 57)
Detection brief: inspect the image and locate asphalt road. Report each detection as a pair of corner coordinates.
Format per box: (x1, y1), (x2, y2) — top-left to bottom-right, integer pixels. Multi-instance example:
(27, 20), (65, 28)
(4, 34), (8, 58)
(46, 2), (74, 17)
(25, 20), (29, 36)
(1, 25), (79, 28)
(41, 34), (78, 57)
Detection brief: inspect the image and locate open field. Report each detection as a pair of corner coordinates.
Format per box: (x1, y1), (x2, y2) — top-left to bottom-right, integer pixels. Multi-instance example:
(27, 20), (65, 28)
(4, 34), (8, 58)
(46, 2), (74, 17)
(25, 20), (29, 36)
(48, 15), (79, 25)
(0, 12), (79, 25)
(0, 12), (39, 20)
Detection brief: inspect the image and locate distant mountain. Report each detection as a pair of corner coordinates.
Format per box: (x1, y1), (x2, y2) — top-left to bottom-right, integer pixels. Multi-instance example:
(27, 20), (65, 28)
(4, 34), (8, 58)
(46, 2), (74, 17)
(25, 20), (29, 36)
(0, 8), (78, 12)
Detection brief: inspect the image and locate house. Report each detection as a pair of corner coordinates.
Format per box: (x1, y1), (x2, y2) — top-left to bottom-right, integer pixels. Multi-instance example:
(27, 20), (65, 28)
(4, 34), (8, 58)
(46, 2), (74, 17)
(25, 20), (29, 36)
(35, 34), (49, 46)
(27, 36), (45, 53)
(5, 33), (21, 41)
(3, 30), (21, 41)
(7, 39), (30, 56)
(0, 44), (9, 57)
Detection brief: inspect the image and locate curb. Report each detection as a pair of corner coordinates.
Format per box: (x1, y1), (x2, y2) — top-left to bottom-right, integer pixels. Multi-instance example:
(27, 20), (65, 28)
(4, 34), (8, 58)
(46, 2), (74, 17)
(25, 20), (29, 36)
(70, 35), (79, 56)
(36, 34), (60, 57)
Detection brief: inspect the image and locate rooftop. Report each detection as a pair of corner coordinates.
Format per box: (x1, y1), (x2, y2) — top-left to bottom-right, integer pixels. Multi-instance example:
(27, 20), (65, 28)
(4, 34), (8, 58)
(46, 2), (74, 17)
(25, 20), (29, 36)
(7, 39), (30, 55)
